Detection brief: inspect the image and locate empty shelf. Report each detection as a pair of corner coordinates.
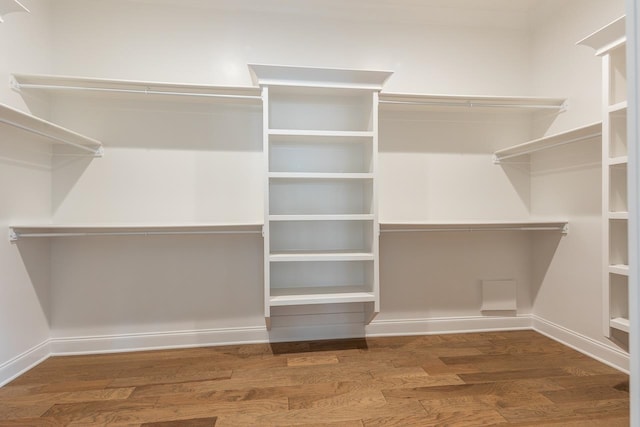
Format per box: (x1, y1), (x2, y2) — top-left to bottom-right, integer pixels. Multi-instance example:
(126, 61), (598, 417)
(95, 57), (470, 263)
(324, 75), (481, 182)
(269, 172), (374, 180)
(270, 286), (375, 306)
(0, 103), (103, 156)
(380, 220), (568, 233)
(9, 223), (263, 241)
(609, 265), (629, 276)
(269, 251), (374, 262)
(610, 317), (630, 333)
(609, 212), (629, 220)
(12, 73), (262, 103)
(248, 64), (393, 90)
(608, 101), (628, 114)
(268, 129), (374, 138)
(379, 92), (566, 111)
(493, 122), (601, 163)
(609, 156), (628, 166)
(269, 214), (374, 222)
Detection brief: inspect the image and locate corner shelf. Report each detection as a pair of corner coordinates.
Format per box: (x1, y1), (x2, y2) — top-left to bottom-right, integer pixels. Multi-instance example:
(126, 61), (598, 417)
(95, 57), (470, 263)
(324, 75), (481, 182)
(8, 223), (263, 242)
(0, 103), (103, 156)
(379, 92), (566, 112)
(11, 73), (262, 104)
(380, 220), (568, 234)
(493, 122), (602, 163)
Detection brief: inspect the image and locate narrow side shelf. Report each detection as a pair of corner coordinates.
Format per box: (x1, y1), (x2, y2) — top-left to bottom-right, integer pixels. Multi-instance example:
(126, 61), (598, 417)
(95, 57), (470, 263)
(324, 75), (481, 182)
(610, 317), (630, 333)
(609, 264), (630, 276)
(379, 92), (566, 111)
(9, 223), (264, 242)
(0, 103), (103, 156)
(12, 73), (262, 104)
(269, 214), (374, 222)
(380, 220), (569, 234)
(270, 287), (376, 307)
(493, 122), (601, 163)
(269, 251), (374, 262)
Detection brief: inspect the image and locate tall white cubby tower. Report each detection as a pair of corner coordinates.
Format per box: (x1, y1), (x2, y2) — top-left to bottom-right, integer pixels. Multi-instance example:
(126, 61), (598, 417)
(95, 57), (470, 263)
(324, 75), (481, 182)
(248, 65), (392, 328)
(579, 17), (630, 341)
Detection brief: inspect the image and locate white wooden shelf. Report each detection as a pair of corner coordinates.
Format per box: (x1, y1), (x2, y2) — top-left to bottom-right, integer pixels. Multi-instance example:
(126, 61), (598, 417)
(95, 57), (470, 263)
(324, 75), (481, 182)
(269, 251), (374, 262)
(610, 317), (630, 333)
(9, 223), (263, 242)
(380, 220), (568, 234)
(577, 16), (626, 56)
(249, 64), (393, 90)
(0, 103), (103, 156)
(270, 287), (376, 307)
(608, 101), (628, 114)
(609, 212), (629, 220)
(609, 156), (628, 166)
(268, 129), (374, 138)
(493, 122), (601, 163)
(0, 0), (29, 22)
(11, 74), (262, 103)
(268, 172), (374, 180)
(379, 92), (566, 111)
(269, 214), (374, 222)
(609, 264), (630, 276)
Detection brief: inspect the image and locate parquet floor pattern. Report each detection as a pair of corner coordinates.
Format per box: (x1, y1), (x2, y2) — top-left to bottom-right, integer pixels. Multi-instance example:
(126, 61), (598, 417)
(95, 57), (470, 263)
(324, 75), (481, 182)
(0, 331), (629, 426)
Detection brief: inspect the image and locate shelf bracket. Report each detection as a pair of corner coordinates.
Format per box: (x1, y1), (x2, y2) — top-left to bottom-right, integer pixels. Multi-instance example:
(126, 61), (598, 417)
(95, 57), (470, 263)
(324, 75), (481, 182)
(562, 224), (569, 235)
(559, 100), (569, 113)
(10, 77), (20, 92)
(94, 146), (105, 157)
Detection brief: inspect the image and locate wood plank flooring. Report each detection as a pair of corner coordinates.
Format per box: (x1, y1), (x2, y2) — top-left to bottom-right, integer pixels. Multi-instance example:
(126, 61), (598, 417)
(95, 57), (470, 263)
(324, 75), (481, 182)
(0, 331), (629, 426)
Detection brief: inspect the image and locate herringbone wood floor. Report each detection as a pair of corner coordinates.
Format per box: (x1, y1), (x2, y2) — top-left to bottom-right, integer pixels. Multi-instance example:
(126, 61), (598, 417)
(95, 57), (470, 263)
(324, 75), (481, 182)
(0, 331), (630, 426)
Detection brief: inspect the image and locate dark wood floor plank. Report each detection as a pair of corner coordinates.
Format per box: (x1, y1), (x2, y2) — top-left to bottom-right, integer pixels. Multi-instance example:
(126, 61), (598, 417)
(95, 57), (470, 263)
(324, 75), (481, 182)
(0, 331), (629, 425)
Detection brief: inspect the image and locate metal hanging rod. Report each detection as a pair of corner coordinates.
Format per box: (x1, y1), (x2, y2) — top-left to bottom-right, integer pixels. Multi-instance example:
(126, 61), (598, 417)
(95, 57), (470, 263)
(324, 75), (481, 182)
(379, 99), (567, 110)
(14, 82), (262, 101)
(0, 117), (103, 156)
(9, 229), (262, 242)
(494, 131), (602, 164)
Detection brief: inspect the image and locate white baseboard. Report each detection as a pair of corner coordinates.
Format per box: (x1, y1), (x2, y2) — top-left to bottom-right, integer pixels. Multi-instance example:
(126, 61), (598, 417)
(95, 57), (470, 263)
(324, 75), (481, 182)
(532, 315), (629, 374)
(366, 315), (532, 336)
(1, 315), (630, 386)
(0, 340), (50, 387)
(49, 326), (270, 356)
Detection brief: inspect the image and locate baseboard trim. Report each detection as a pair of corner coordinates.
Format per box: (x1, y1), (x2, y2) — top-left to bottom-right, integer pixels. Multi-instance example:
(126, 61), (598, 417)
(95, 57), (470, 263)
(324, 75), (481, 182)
(2, 315), (630, 386)
(531, 315), (630, 374)
(0, 340), (50, 387)
(49, 326), (269, 356)
(366, 315), (532, 336)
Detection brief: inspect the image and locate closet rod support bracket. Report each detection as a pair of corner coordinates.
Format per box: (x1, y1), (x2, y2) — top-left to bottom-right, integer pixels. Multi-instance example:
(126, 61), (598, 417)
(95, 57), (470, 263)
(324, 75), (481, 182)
(562, 224), (569, 235)
(8, 228), (18, 243)
(10, 78), (20, 92)
(560, 100), (569, 113)
(95, 146), (104, 157)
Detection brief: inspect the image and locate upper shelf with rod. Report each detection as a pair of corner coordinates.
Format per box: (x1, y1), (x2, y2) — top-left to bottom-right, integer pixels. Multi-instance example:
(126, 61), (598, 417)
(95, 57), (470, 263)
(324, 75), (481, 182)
(11, 74), (263, 104)
(379, 92), (567, 112)
(0, 103), (103, 157)
(493, 122), (602, 164)
(380, 220), (569, 234)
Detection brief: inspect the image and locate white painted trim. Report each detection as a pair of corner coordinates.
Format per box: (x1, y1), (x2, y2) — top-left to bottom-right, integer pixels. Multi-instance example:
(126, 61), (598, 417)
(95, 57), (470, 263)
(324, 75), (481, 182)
(532, 315), (629, 373)
(49, 326), (269, 356)
(0, 340), (50, 387)
(366, 315), (532, 336)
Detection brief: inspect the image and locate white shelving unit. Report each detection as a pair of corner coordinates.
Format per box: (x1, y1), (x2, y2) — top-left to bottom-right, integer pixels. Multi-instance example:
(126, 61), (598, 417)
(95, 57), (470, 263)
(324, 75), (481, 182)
(8, 223), (263, 242)
(380, 220), (569, 234)
(493, 122), (602, 164)
(249, 64), (392, 327)
(11, 74), (262, 104)
(379, 92), (566, 111)
(578, 16), (630, 338)
(0, 103), (103, 156)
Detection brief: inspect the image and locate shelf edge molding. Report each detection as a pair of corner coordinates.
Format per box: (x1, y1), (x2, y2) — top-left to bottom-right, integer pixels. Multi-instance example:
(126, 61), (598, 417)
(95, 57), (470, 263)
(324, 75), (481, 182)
(8, 223), (264, 242)
(380, 220), (569, 234)
(11, 73), (262, 102)
(379, 92), (567, 111)
(576, 15), (626, 56)
(0, 103), (103, 156)
(493, 122), (602, 163)
(248, 63), (393, 90)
